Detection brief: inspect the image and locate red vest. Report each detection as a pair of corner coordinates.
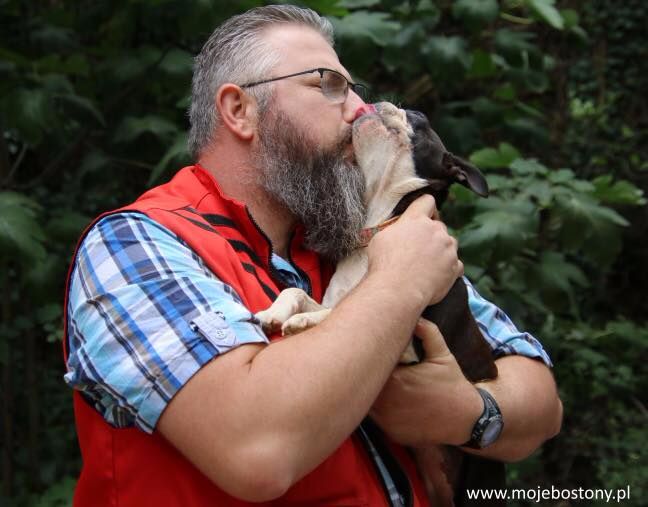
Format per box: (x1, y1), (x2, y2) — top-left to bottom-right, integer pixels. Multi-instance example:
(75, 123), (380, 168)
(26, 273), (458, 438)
(63, 165), (429, 506)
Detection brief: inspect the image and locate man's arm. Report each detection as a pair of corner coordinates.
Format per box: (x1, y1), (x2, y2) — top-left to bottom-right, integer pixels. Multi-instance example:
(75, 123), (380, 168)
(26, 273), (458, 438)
(157, 195), (463, 501)
(471, 355), (562, 461)
(369, 320), (562, 462)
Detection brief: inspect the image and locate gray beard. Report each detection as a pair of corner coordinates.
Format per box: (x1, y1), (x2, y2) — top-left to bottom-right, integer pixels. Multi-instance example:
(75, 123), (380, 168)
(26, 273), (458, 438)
(254, 109), (366, 262)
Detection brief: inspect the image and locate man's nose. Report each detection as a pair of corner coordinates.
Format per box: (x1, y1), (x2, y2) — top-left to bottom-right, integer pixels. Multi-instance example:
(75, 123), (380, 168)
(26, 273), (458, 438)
(342, 88), (366, 124)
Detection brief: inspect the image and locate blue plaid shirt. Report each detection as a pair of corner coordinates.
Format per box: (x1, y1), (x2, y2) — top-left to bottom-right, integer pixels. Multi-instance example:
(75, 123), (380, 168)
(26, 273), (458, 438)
(65, 212), (551, 434)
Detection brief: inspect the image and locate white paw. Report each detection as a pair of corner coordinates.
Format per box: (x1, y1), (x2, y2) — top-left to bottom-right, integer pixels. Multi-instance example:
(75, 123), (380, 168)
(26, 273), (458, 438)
(255, 309), (282, 335)
(281, 309), (331, 336)
(281, 313), (316, 336)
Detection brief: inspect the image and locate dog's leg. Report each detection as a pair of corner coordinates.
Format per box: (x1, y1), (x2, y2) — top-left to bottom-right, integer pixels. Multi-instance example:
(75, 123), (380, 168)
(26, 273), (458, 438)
(415, 446), (463, 507)
(255, 288), (324, 334)
(282, 309), (332, 336)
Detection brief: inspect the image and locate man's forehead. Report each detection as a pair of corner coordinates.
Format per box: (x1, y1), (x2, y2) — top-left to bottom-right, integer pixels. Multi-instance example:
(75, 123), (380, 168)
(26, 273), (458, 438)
(262, 24), (351, 80)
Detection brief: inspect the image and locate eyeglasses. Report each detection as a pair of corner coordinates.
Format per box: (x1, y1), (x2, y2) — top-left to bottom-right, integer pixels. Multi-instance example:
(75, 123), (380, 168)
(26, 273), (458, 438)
(240, 67), (369, 103)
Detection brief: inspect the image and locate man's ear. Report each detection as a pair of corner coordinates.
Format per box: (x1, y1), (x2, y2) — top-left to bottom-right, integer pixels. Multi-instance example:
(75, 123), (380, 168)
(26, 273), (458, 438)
(215, 84), (257, 141)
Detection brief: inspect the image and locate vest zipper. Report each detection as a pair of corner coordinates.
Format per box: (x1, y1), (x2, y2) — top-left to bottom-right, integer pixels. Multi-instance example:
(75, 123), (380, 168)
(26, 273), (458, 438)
(286, 228), (313, 297)
(245, 208), (287, 291)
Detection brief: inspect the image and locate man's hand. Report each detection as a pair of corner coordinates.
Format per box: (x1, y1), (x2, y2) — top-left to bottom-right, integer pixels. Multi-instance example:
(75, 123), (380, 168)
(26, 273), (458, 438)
(369, 319), (483, 447)
(370, 320), (563, 461)
(367, 195), (464, 309)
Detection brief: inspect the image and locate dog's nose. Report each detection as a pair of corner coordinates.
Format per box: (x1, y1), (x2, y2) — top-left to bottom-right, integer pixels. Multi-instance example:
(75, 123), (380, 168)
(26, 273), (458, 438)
(353, 104), (377, 121)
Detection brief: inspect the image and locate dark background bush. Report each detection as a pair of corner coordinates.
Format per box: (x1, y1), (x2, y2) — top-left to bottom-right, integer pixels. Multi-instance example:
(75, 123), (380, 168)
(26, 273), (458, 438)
(1, 1), (646, 505)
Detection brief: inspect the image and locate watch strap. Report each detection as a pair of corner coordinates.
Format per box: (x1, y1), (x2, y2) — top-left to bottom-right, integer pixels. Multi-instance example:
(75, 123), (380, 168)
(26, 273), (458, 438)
(463, 387), (503, 449)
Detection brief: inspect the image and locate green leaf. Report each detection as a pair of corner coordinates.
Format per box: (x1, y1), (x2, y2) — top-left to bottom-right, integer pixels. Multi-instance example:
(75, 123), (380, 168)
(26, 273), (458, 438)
(2, 88), (56, 145)
(509, 158), (549, 175)
(494, 29), (537, 55)
(108, 46), (162, 83)
(47, 210), (92, 242)
(160, 49), (193, 76)
(515, 101), (544, 119)
(506, 67), (549, 93)
(526, 0), (565, 30)
(36, 304), (62, 325)
(468, 50), (497, 78)
(493, 83), (516, 101)
(33, 476), (76, 507)
(553, 193), (629, 264)
(422, 36), (471, 70)
(523, 180), (553, 207)
(39, 73), (75, 94)
(469, 142), (520, 169)
(471, 97), (504, 123)
(459, 198), (538, 260)
(452, 0), (499, 30)
(536, 251), (589, 293)
(592, 175), (647, 206)
(114, 115), (179, 144)
(331, 11), (401, 47)
(560, 8), (580, 29)
(336, 0), (380, 8)
(56, 94), (106, 126)
(0, 47), (31, 67)
(504, 116), (549, 142)
(548, 168), (575, 184)
(304, 0), (349, 16)
(0, 192), (47, 263)
(149, 132), (190, 185)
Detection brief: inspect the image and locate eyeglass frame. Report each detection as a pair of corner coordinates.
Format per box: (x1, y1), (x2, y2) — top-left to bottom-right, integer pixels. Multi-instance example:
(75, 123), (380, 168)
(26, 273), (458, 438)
(239, 67), (369, 103)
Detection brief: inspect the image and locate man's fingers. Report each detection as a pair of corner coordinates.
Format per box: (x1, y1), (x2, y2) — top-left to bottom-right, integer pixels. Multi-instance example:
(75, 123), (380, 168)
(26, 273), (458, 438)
(402, 194), (438, 219)
(414, 318), (451, 361)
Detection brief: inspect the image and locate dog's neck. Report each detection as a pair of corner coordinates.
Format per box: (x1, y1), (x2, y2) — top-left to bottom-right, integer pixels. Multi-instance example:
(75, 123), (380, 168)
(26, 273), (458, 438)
(364, 176), (429, 227)
(362, 146), (430, 228)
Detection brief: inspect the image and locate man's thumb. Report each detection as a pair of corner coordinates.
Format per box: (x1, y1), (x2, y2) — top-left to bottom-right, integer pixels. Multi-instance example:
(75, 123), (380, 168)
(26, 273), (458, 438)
(414, 318), (451, 361)
(403, 194), (437, 219)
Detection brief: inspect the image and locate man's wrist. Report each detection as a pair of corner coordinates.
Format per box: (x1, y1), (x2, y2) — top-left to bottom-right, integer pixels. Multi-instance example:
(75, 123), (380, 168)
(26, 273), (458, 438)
(363, 270), (429, 314)
(448, 380), (485, 446)
(462, 385), (505, 449)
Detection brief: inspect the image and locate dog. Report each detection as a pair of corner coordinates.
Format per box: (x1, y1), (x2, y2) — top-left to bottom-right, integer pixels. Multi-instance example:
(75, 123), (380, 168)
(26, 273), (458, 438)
(256, 102), (501, 506)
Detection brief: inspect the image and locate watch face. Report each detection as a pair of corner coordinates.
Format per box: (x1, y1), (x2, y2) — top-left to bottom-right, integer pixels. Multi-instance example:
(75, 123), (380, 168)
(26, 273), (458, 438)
(481, 418), (504, 446)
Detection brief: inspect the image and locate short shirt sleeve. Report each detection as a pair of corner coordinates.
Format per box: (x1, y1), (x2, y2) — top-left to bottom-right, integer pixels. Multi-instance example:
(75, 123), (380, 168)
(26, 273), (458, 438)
(64, 212), (268, 433)
(465, 277), (553, 367)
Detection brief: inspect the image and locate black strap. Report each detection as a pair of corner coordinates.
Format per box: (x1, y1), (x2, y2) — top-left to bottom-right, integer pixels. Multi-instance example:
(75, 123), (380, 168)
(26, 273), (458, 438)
(357, 418), (413, 507)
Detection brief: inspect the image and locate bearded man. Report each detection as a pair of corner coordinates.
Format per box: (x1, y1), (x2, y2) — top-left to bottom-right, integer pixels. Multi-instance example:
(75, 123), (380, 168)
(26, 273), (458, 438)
(63, 5), (562, 506)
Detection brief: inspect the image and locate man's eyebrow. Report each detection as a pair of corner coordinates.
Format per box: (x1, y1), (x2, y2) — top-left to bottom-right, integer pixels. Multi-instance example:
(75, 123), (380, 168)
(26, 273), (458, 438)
(336, 68), (355, 82)
(336, 70), (359, 84)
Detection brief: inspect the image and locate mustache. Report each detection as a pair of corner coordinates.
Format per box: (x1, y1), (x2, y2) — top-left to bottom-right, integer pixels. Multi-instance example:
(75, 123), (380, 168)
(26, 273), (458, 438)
(340, 126), (352, 150)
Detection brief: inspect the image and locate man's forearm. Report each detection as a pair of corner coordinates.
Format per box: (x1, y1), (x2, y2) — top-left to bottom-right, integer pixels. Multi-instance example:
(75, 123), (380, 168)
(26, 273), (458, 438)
(243, 271), (428, 478)
(159, 270), (429, 500)
(467, 355), (563, 462)
(370, 347), (562, 460)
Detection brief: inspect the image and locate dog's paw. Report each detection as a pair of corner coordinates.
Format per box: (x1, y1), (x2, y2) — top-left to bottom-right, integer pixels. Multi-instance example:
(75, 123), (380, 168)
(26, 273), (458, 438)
(282, 309), (331, 336)
(255, 310), (283, 335)
(399, 342), (421, 365)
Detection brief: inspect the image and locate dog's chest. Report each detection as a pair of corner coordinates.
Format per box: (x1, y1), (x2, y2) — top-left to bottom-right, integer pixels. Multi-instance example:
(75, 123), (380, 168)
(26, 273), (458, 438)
(322, 250), (369, 307)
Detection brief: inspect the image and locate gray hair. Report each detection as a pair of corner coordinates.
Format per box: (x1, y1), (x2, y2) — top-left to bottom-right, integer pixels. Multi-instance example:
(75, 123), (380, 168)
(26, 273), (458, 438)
(188, 5), (335, 159)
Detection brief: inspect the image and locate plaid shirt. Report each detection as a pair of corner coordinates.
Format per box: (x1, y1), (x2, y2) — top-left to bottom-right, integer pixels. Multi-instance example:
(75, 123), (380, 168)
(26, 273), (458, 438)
(65, 212), (551, 434)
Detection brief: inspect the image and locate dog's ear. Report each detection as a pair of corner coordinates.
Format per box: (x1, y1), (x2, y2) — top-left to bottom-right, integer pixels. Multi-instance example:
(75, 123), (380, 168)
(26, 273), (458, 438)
(406, 108), (489, 197)
(446, 153), (489, 197)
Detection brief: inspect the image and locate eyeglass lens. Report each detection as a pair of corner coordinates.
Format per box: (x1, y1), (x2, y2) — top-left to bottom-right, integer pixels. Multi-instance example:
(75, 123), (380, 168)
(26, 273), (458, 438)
(321, 70), (369, 102)
(321, 71), (348, 101)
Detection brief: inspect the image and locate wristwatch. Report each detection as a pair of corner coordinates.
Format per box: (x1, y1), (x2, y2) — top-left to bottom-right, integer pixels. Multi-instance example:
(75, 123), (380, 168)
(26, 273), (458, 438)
(463, 387), (504, 449)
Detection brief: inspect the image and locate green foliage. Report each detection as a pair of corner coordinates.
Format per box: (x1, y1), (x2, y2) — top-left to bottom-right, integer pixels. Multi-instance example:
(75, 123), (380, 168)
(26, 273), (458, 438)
(0, 192), (47, 264)
(0, 0), (645, 505)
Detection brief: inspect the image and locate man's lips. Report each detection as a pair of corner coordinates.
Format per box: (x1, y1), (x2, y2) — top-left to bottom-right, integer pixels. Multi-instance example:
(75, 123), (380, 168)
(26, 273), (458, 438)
(353, 104), (377, 121)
